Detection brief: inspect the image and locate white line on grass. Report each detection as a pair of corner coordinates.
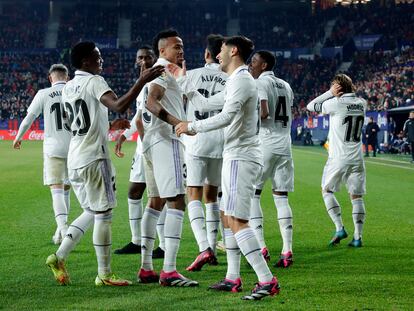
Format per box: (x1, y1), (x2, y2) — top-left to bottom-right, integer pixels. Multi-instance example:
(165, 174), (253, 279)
(294, 148), (414, 171)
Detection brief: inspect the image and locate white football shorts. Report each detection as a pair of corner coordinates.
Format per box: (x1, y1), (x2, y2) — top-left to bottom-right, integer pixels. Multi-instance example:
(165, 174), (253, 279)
(321, 158), (366, 195)
(256, 152), (294, 192)
(69, 159), (117, 212)
(221, 159), (262, 221)
(186, 154), (222, 187)
(129, 151), (146, 183)
(43, 155), (69, 186)
(143, 139), (186, 198)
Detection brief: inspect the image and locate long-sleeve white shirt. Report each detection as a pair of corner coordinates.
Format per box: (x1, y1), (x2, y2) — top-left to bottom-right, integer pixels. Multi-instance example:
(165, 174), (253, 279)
(188, 65), (262, 165)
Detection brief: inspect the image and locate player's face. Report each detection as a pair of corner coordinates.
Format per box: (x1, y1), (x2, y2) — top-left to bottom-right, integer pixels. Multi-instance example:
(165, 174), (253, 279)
(248, 53), (264, 79)
(410, 112), (414, 119)
(217, 43), (231, 73)
(136, 49), (156, 69)
(87, 47), (104, 75)
(163, 37), (184, 66)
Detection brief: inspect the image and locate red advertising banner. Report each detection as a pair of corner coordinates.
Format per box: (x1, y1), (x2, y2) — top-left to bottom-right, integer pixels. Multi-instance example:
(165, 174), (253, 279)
(0, 130), (139, 141)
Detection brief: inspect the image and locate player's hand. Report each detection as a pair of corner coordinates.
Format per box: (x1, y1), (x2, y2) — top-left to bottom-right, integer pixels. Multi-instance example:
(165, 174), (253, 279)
(110, 119), (130, 131)
(167, 61), (186, 79)
(175, 121), (195, 137)
(139, 65), (165, 84)
(114, 134), (127, 158)
(330, 83), (343, 97)
(13, 140), (21, 149)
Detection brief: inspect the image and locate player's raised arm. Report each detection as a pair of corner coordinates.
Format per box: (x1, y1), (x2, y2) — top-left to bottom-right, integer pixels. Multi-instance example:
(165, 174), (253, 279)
(307, 83), (342, 113)
(146, 83), (181, 126)
(100, 65), (165, 113)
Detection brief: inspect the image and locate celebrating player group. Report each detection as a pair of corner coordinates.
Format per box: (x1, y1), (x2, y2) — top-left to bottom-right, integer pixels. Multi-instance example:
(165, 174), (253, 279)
(13, 28), (367, 301)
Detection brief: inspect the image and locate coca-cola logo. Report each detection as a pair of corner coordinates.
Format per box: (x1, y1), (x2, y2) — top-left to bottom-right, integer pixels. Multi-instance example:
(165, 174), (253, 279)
(28, 131), (44, 140)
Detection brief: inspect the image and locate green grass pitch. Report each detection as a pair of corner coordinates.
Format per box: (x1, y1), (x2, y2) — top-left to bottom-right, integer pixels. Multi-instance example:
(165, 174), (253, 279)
(0, 141), (413, 310)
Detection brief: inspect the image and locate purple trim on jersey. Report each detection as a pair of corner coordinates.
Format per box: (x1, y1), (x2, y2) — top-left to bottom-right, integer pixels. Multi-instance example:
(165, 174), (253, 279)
(172, 140), (182, 189)
(101, 159), (115, 205)
(236, 68), (249, 75)
(227, 160), (239, 212)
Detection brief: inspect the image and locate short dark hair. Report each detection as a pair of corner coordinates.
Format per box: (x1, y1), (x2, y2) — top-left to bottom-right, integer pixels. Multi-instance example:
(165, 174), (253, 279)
(152, 29), (180, 57)
(255, 50), (276, 71)
(138, 44), (153, 52)
(206, 34), (224, 64)
(223, 36), (254, 63)
(49, 63), (68, 76)
(71, 41), (96, 69)
(332, 73), (356, 93)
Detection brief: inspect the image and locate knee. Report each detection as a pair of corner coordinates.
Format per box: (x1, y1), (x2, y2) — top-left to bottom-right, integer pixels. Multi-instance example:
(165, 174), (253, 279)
(128, 182), (146, 200)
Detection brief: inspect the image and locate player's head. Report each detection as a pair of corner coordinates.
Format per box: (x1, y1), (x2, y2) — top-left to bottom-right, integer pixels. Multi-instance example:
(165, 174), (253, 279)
(71, 41), (103, 75)
(136, 45), (156, 69)
(331, 73), (355, 94)
(217, 36), (254, 73)
(48, 64), (69, 83)
(409, 111), (414, 119)
(248, 50), (275, 79)
(205, 34), (224, 64)
(152, 29), (184, 66)
(368, 116), (374, 123)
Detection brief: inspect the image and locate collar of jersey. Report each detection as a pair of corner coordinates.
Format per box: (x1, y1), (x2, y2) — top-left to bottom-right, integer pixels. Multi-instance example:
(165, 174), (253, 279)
(52, 81), (67, 87)
(229, 65), (249, 80)
(75, 70), (94, 77)
(341, 93), (356, 97)
(259, 71), (274, 78)
(205, 62), (220, 70)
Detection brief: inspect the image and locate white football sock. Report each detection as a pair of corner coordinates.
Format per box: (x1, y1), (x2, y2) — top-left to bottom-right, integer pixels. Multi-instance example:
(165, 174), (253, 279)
(273, 194), (293, 253)
(51, 189), (68, 230)
(64, 190), (71, 215)
(156, 205), (167, 250)
(250, 194), (266, 249)
(351, 198), (366, 240)
(224, 228), (240, 281)
(205, 202), (220, 253)
(128, 198), (143, 245)
(93, 211), (112, 276)
(56, 210), (94, 260)
(141, 207), (160, 271)
(163, 208), (184, 273)
(235, 227), (273, 283)
(323, 192), (344, 231)
(188, 200), (209, 252)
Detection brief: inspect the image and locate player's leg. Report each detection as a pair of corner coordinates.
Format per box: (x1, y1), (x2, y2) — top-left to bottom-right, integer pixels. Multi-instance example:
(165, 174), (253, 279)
(84, 159), (130, 286)
(46, 169), (94, 285)
(45, 156), (70, 244)
(250, 150), (274, 261)
(139, 149), (164, 282)
(272, 156), (294, 268)
(321, 159), (348, 246)
(153, 203), (166, 258)
(156, 140), (197, 286)
(347, 163), (366, 247)
(216, 190), (227, 252)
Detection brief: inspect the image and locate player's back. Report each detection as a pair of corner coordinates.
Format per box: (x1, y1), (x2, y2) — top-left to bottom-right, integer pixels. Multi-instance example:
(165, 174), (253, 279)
(223, 67), (261, 164)
(323, 93), (366, 162)
(257, 72), (293, 156)
(29, 82), (71, 158)
(185, 63), (228, 158)
(62, 71), (111, 169)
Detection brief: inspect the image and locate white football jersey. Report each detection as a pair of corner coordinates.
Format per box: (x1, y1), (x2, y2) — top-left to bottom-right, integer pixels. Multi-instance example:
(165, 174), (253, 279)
(27, 81), (72, 158)
(62, 70), (112, 170)
(185, 63), (227, 158)
(122, 106), (143, 154)
(191, 66), (262, 165)
(141, 58), (186, 152)
(257, 71), (294, 156)
(322, 93), (367, 162)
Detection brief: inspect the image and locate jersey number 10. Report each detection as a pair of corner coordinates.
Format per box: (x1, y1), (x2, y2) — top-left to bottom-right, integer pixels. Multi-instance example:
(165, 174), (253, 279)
(343, 115), (364, 142)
